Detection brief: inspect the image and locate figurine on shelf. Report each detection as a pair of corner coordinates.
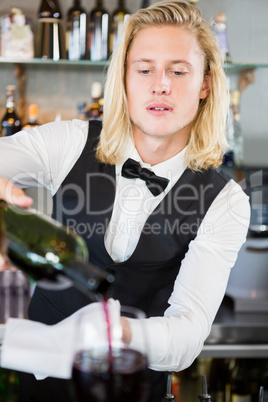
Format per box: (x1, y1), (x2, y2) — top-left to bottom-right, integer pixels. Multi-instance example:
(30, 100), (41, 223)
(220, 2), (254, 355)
(0, 8), (34, 59)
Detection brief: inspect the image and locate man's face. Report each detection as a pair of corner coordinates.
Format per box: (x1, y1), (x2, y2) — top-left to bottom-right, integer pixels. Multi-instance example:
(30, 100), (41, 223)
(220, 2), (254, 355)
(126, 25), (210, 148)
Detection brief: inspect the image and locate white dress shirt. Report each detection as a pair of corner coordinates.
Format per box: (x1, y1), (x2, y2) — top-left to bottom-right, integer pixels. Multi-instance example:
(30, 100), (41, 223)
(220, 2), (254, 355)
(0, 119), (250, 372)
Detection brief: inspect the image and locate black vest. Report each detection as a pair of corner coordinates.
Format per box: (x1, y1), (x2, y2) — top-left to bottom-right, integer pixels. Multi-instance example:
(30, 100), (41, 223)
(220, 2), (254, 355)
(29, 120), (231, 324)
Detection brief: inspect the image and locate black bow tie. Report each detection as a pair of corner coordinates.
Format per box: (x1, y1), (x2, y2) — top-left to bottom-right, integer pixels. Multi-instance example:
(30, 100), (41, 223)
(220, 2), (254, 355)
(121, 158), (170, 197)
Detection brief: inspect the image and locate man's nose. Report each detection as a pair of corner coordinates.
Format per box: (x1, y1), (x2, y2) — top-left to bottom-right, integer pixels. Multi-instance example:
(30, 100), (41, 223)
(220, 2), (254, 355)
(152, 71), (171, 95)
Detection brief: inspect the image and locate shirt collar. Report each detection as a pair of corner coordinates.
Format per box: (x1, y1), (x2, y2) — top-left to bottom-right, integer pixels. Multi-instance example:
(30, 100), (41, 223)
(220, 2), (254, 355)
(119, 138), (188, 184)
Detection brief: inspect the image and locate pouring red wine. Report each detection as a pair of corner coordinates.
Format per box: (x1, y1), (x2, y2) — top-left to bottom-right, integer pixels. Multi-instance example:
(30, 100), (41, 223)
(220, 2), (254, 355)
(72, 302), (150, 402)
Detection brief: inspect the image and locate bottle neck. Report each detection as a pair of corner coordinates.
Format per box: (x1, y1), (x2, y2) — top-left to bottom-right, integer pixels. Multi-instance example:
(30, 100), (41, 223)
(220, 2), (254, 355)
(233, 112), (240, 122)
(5, 92), (16, 110)
(141, 0), (150, 8)
(6, 99), (15, 110)
(38, 0), (62, 19)
(96, 0), (103, 8)
(118, 0), (125, 8)
(28, 116), (38, 124)
(27, 105), (39, 123)
(74, 0), (80, 5)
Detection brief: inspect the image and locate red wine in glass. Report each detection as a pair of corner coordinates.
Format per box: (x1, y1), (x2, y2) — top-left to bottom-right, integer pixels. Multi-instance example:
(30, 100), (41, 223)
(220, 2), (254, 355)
(72, 347), (149, 402)
(72, 301), (150, 401)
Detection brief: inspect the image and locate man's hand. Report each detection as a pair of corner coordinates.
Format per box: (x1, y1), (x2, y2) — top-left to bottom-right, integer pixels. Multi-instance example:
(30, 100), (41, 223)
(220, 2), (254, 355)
(0, 178), (33, 271)
(0, 178), (33, 208)
(0, 254), (17, 272)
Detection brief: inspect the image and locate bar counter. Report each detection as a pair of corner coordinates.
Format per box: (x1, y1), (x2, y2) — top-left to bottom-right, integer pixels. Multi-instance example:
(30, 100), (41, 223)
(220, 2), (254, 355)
(201, 295), (268, 358)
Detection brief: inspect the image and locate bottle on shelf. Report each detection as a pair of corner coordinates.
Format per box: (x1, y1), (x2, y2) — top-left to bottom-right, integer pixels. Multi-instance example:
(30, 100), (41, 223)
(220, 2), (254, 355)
(77, 101), (87, 121)
(88, 0), (110, 62)
(229, 359), (252, 402)
(1, 85), (21, 137)
(208, 358), (231, 402)
(22, 104), (40, 130)
(212, 12), (232, 63)
(110, 0), (130, 53)
(222, 92), (235, 167)
(98, 97), (104, 119)
(0, 201), (114, 300)
(36, 0), (66, 60)
(66, 0), (87, 61)
(37, 0), (62, 19)
(222, 89), (243, 168)
(230, 90), (243, 167)
(86, 81), (103, 120)
(140, 0), (150, 8)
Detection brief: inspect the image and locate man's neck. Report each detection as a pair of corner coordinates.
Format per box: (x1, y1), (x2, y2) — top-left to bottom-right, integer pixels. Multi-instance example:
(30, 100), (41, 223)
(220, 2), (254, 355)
(134, 134), (188, 166)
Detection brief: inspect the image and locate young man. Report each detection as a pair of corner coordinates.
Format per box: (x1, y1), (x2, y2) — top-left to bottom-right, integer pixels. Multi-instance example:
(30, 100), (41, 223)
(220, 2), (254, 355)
(0, 1), (250, 401)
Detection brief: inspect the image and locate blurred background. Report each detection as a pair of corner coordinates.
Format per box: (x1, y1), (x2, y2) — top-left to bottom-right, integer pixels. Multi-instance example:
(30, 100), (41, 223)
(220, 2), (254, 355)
(0, 0), (267, 166)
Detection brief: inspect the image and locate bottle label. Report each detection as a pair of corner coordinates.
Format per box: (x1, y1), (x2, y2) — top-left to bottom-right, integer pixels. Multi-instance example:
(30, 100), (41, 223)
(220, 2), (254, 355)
(38, 17), (62, 23)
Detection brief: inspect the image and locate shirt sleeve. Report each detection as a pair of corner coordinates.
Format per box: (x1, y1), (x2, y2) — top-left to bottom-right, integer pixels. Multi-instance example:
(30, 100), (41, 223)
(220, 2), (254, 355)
(0, 119), (88, 195)
(129, 179), (250, 372)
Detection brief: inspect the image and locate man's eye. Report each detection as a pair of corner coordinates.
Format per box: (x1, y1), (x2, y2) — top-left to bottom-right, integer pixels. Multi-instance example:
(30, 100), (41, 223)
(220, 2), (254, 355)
(173, 71), (184, 76)
(140, 70), (150, 75)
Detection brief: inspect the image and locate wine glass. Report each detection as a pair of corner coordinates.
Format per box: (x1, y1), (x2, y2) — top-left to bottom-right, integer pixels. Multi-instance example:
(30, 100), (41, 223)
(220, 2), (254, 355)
(72, 303), (150, 402)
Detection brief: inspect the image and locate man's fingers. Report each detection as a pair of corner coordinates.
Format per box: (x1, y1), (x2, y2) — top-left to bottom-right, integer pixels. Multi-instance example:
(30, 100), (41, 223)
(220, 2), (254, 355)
(0, 254), (16, 272)
(0, 178), (33, 208)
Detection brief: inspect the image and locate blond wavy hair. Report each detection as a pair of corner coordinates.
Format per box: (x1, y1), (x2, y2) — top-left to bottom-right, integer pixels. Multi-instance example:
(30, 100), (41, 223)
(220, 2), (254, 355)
(96, 0), (228, 171)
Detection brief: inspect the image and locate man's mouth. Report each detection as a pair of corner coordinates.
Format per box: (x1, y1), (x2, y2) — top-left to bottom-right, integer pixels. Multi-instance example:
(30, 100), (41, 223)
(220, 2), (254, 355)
(150, 107), (169, 111)
(147, 103), (172, 114)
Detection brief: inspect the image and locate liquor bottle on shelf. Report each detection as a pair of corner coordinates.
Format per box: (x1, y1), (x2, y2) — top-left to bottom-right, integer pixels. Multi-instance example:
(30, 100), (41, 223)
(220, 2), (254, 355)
(140, 0), (150, 8)
(77, 101), (87, 121)
(22, 104), (40, 130)
(212, 12), (232, 63)
(0, 202), (114, 300)
(222, 89), (243, 168)
(37, 0), (62, 19)
(66, 0), (87, 60)
(208, 358), (231, 402)
(36, 0), (66, 60)
(222, 93), (235, 167)
(1, 85), (21, 137)
(88, 0), (110, 62)
(86, 81), (103, 120)
(230, 359), (251, 402)
(110, 0), (130, 53)
(230, 90), (243, 167)
(188, 0), (199, 5)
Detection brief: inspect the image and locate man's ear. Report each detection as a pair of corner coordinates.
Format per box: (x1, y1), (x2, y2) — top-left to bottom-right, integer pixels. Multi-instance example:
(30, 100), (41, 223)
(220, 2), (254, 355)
(200, 71), (211, 100)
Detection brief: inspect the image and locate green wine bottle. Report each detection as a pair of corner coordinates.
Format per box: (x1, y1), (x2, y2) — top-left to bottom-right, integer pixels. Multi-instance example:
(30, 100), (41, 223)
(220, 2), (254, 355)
(0, 201), (114, 300)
